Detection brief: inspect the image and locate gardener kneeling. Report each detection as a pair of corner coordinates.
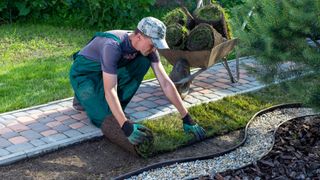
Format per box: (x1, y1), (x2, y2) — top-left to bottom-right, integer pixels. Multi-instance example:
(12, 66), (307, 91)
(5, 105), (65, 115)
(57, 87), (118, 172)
(69, 17), (206, 145)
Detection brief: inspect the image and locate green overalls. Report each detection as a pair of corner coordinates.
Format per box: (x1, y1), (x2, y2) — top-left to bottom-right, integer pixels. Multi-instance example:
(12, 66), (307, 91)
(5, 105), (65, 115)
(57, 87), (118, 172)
(69, 32), (151, 127)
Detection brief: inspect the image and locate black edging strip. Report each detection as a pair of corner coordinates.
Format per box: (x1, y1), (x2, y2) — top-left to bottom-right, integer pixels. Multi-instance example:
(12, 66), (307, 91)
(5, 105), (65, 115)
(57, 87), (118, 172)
(114, 103), (304, 180)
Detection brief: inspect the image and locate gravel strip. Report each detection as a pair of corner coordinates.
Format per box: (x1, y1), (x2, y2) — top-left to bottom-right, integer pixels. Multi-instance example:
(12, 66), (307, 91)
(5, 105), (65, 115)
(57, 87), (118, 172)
(127, 107), (315, 180)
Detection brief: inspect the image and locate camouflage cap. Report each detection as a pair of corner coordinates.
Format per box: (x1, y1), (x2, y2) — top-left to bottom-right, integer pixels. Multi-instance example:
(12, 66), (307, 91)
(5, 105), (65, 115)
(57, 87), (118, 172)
(137, 17), (169, 49)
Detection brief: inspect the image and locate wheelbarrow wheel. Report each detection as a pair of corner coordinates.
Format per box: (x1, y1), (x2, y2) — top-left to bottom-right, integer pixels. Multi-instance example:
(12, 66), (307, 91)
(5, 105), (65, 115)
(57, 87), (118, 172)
(169, 59), (191, 99)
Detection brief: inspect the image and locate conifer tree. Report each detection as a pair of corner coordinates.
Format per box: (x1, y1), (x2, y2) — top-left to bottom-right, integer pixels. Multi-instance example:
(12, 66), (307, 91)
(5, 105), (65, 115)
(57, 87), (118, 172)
(231, 0), (320, 108)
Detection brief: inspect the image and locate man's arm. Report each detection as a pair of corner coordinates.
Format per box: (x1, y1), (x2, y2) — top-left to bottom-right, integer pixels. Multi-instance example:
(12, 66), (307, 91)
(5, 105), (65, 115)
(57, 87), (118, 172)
(102, 72), (127, 127)
(151, 61), (188, 117)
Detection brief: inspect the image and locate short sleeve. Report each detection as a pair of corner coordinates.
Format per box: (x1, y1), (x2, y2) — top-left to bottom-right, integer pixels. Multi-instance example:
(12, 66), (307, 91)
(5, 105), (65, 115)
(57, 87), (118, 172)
(147, 50), (160, 63)
(101, 41), (122, 74)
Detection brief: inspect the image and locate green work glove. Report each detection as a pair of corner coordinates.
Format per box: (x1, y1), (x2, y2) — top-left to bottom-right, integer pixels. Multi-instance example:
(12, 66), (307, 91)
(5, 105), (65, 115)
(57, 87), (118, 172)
(121, 120), (152, 145)
(182, 113), (206, 141)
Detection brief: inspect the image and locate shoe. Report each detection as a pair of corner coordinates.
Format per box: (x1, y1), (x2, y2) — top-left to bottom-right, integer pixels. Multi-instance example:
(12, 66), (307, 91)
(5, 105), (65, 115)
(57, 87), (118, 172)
(72, 97), (85, 112)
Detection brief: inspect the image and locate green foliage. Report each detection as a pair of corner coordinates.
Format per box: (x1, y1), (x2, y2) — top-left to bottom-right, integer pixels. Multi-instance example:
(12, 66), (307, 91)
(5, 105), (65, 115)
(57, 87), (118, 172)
(231, 0), (320, 109)
(0, 0), (156, 29)
(231, 0), (320, 83)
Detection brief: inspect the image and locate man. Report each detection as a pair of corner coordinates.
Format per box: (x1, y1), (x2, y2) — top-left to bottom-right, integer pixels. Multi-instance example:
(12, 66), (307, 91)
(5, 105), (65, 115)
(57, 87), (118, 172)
(70, 17), (206, 145)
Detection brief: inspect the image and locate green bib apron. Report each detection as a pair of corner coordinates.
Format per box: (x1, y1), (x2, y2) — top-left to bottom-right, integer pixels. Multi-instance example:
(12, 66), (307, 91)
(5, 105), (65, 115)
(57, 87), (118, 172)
(69, 32), (151, 127)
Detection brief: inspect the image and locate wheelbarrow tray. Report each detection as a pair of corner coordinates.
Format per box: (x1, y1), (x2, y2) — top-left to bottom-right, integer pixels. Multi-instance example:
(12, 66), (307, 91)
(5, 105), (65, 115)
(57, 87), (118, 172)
(158, 38), (238, 69)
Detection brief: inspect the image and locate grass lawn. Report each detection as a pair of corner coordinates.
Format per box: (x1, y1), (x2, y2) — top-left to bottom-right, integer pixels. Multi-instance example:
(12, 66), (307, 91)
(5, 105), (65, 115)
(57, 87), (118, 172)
(139, 74), (319, 156)
(0, 23), (172, 113)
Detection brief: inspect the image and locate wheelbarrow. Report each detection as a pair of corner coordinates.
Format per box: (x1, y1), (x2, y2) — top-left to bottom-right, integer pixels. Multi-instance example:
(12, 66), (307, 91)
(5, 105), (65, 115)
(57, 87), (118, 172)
(158, 38), (240, 98)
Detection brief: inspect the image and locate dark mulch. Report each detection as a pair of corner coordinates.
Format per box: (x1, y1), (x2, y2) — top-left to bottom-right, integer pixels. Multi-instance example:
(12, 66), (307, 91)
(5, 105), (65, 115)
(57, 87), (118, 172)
(197, 115), (320, 180)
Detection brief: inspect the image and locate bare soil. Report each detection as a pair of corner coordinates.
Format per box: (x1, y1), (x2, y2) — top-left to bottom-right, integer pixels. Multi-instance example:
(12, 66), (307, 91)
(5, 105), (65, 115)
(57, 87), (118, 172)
(0, 130), (244, 179)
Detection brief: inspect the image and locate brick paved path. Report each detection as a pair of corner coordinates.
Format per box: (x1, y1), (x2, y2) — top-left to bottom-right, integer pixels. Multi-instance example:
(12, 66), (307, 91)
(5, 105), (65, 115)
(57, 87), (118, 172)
(0, 57), (263, 165)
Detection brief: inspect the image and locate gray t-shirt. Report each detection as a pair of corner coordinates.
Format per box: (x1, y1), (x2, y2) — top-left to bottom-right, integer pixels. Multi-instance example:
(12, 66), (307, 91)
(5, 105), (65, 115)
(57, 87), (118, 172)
(79, 30), (159, 74)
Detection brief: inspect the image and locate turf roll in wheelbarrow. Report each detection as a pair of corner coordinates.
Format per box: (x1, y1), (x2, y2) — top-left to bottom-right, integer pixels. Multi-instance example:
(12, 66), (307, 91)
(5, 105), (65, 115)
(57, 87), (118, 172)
(166, 23), (189, 50)
(101, 115), (154, 157)
(186, 23), (224, 51)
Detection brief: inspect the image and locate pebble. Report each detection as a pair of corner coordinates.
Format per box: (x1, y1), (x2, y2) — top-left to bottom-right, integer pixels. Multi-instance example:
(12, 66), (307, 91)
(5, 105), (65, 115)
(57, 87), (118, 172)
(127, 107), (315, 180)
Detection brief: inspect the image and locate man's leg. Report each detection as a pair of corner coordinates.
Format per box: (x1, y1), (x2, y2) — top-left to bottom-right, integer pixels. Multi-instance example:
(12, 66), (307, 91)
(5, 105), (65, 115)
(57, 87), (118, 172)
(70, 55), (151, 127)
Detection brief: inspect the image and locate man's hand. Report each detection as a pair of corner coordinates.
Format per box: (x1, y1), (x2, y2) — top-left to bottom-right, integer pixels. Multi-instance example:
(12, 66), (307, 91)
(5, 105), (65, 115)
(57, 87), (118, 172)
(182, 114), (206, 141)
(121, 120), (152, 145)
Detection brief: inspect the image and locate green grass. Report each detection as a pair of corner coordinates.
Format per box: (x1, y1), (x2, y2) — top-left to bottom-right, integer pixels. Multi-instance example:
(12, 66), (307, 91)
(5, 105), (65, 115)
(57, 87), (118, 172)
(0, 23), (172, 113)
(139, 74), (319, 155)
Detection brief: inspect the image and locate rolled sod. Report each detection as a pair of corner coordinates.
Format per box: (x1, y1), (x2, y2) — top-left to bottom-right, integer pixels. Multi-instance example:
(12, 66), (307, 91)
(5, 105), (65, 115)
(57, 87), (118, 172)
(186, 23), (223, 51)
(166, 23), (189, 50)
(193, 4), (231, 39)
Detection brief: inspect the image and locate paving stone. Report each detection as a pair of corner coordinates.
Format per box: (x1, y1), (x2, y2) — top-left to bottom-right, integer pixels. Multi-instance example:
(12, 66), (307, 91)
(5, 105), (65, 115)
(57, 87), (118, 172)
(39, 105), (63, 111)
(140, 87), (154, 93)
(6, 143), (34, 153)
(134, 106), (148, 112)
(41, 134), (67, 143)
(58, 101), (72, 107)
(124, 108), (135, 114)
(69, 122), (85, 129)
(54, 115), (70, 122)
(203, 93), (220, 99)
(183, 96), (201, 104)
(195, 96), (210, 101)
(6, 120), (19, 126)
(52, 124), (70, 133)
(0, 149), (10, 156)
(47, 112), (63, 118)
(38, 117), (54, 124)
(71, 113), (87, 120)
(12, 112), (29, 117)
(0, 128), (13, 135)
(40, 130), (57, 137)
(0, 138), (12, 148)
(0, 118), (12, 126)
(63, 129), (82, 138)
(8, 136), (28, 144)
(9, 124), (30, 132)
(29, 139), (46, 147)
(62, 110), (79, 116)
(77, 126), (99, 134)
(28, 122), (50, 132)
(152, 91), (164, 96)
(61, 119), (78, 126)
(1, 131), (19, 139)
(20, 130), (42, 140)
(154, 99), (169, 106)
(131, 111), (152, 119)
(131, 96), (144, 103)
(148, 108), (164, 115)
(126, 102), (139, 108)
(156, 106), (172, 112)
(146, 96), (160, 101)
(138, 93), (152, 99)
(27, 109), (44, 115)
(17, 116), (35, 124)
(1, 115), (16, 120)
(46, 121), (62, 128)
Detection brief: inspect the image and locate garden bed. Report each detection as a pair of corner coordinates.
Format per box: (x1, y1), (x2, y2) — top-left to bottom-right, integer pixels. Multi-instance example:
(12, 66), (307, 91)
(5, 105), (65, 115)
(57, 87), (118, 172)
(199, 115), (320, 179)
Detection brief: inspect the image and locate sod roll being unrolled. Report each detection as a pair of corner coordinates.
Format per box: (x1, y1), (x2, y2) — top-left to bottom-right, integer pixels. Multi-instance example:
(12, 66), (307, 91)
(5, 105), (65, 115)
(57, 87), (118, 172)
(186, 23), (223, 51)
(101, 115), (154, 158)
(166, 23), (189, 50)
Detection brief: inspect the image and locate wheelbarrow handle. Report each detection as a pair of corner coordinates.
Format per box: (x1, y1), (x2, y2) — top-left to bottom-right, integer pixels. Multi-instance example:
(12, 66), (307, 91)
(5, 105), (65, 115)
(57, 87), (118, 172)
(173, 68), (207, 85)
